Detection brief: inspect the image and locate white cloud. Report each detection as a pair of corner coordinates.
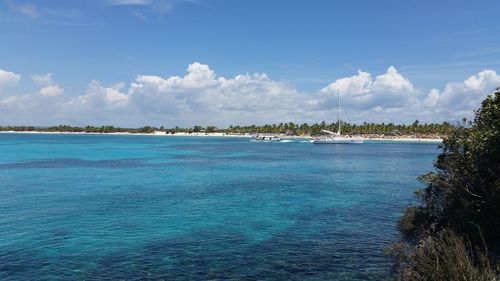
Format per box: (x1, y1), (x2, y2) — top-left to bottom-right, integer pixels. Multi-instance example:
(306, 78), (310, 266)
(319, 66), (417, 110)
(373, 66), (414, 92)
(31, 73), (53, 86)
(423, 70), (500, 115)
(0, 68), (21, 87)
(30, 72), (64, 97)
(463, 70), (500, 90)
(119, 62), (307, 125)
(424, 88), (440, 107)
(70, 81), (129, 109)
(134, 62), (216, 91)
(39, 85), (64, 97)
(320, 70), (372, 96)
(0, 63), (498, 126)
(0, 93), (65, 125)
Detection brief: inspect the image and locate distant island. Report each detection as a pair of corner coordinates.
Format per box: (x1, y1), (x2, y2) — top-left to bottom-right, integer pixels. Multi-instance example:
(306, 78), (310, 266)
(0, 121), (454, 142)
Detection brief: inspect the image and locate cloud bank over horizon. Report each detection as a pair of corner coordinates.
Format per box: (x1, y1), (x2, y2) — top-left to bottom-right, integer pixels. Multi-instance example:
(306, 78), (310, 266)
(1, 62), (499, 128)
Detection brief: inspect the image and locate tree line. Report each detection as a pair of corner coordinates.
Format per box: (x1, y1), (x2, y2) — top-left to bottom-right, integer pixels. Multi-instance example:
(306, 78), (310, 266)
(226, 120), (453, 136)
(0, 125), (158, 134)
(0, 120), (454, 136)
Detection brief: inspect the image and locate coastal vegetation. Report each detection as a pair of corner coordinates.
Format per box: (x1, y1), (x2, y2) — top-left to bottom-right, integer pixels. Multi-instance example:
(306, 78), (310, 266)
(226, 121), (453, 136)
(0, 120), (454, 137)
(390, 89), (500, 280)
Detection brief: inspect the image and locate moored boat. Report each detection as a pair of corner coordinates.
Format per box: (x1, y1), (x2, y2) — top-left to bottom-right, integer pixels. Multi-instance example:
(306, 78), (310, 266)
(251, 135), (281, 142)
(312, 131), (363, 144)
(312, 91), (363, 144)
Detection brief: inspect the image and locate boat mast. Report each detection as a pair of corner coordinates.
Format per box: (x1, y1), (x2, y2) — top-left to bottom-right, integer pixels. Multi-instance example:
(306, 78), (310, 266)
(337, 89), (341, 135)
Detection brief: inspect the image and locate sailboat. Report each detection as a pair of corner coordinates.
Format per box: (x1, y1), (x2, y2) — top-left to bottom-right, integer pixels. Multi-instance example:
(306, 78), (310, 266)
(311, 91), (363, 144)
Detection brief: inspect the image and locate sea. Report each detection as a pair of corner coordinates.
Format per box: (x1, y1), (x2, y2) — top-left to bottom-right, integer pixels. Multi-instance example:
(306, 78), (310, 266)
(0, 133), (440, 280)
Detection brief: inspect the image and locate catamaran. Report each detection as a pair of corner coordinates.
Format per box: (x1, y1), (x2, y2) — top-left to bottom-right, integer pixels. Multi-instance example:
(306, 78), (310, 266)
(312, 91), (363, 144)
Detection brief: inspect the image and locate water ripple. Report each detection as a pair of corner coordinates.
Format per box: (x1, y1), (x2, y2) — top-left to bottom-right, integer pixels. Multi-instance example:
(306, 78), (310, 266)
(0, 135), (440, 280)
(0, 158), (147, 169)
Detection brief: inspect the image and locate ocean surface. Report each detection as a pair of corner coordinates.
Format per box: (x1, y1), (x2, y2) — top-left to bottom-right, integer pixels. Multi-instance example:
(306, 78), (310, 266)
(0, 134), (440, 280)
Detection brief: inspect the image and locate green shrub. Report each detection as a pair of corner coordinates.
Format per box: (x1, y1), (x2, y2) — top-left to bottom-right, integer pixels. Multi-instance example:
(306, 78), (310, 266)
(391, 89), (500, 280)
(399, 230), (497, 281)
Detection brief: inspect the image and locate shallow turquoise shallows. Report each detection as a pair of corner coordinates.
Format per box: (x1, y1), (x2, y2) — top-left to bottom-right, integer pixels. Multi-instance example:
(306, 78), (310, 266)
(0, 134), (440, 280)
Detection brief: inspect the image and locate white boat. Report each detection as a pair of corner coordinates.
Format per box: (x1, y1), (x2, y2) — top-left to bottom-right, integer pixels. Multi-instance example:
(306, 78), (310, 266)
(312, 91), (363, 144)
(311, 130), (363, 144)
(252, 135), (281, 142)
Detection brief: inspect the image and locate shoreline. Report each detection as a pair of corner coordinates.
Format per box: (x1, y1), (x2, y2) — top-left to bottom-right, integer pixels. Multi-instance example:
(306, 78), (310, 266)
(0, 130), (443, 143)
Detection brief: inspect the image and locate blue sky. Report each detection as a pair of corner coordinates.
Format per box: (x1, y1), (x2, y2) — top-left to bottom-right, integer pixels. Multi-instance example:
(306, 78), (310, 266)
(1, 0), (500, 127)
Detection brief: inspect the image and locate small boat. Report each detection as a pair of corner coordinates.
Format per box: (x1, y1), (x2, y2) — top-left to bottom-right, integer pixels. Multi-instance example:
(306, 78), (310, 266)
(252, 135), (281, 142)
(312, 91), (363, 144)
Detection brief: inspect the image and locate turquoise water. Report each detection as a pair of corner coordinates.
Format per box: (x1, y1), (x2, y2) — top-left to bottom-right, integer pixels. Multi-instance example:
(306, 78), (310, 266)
(0, 134), (439, 280)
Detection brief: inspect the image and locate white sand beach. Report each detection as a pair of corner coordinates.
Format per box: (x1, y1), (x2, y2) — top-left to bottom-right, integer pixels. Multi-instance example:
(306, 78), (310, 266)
(0, 130), (443, 142)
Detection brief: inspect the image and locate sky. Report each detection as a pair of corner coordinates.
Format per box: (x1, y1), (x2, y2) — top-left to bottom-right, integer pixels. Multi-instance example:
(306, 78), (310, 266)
(1, 0), (500, 127)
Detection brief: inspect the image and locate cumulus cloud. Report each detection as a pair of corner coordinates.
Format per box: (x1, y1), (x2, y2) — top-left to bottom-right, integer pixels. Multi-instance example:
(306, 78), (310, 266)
(0, 63), (498, 127)
(0, 68), (21, 87)
(134, 62), (216, 91)
(319, 66), (417, 110)
(71, 81), (128, 109)
(315, 67), (498, 123)
(39, 85), (64, 97)
(0, 93), (65, 125)
(90, 62), (309, 125)
(422, 70), (500, 119)
(31, 72), (64, 97)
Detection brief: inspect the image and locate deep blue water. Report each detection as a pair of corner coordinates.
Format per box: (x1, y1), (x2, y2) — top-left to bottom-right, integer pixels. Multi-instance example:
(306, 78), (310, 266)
(0, 134), (440, 280)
